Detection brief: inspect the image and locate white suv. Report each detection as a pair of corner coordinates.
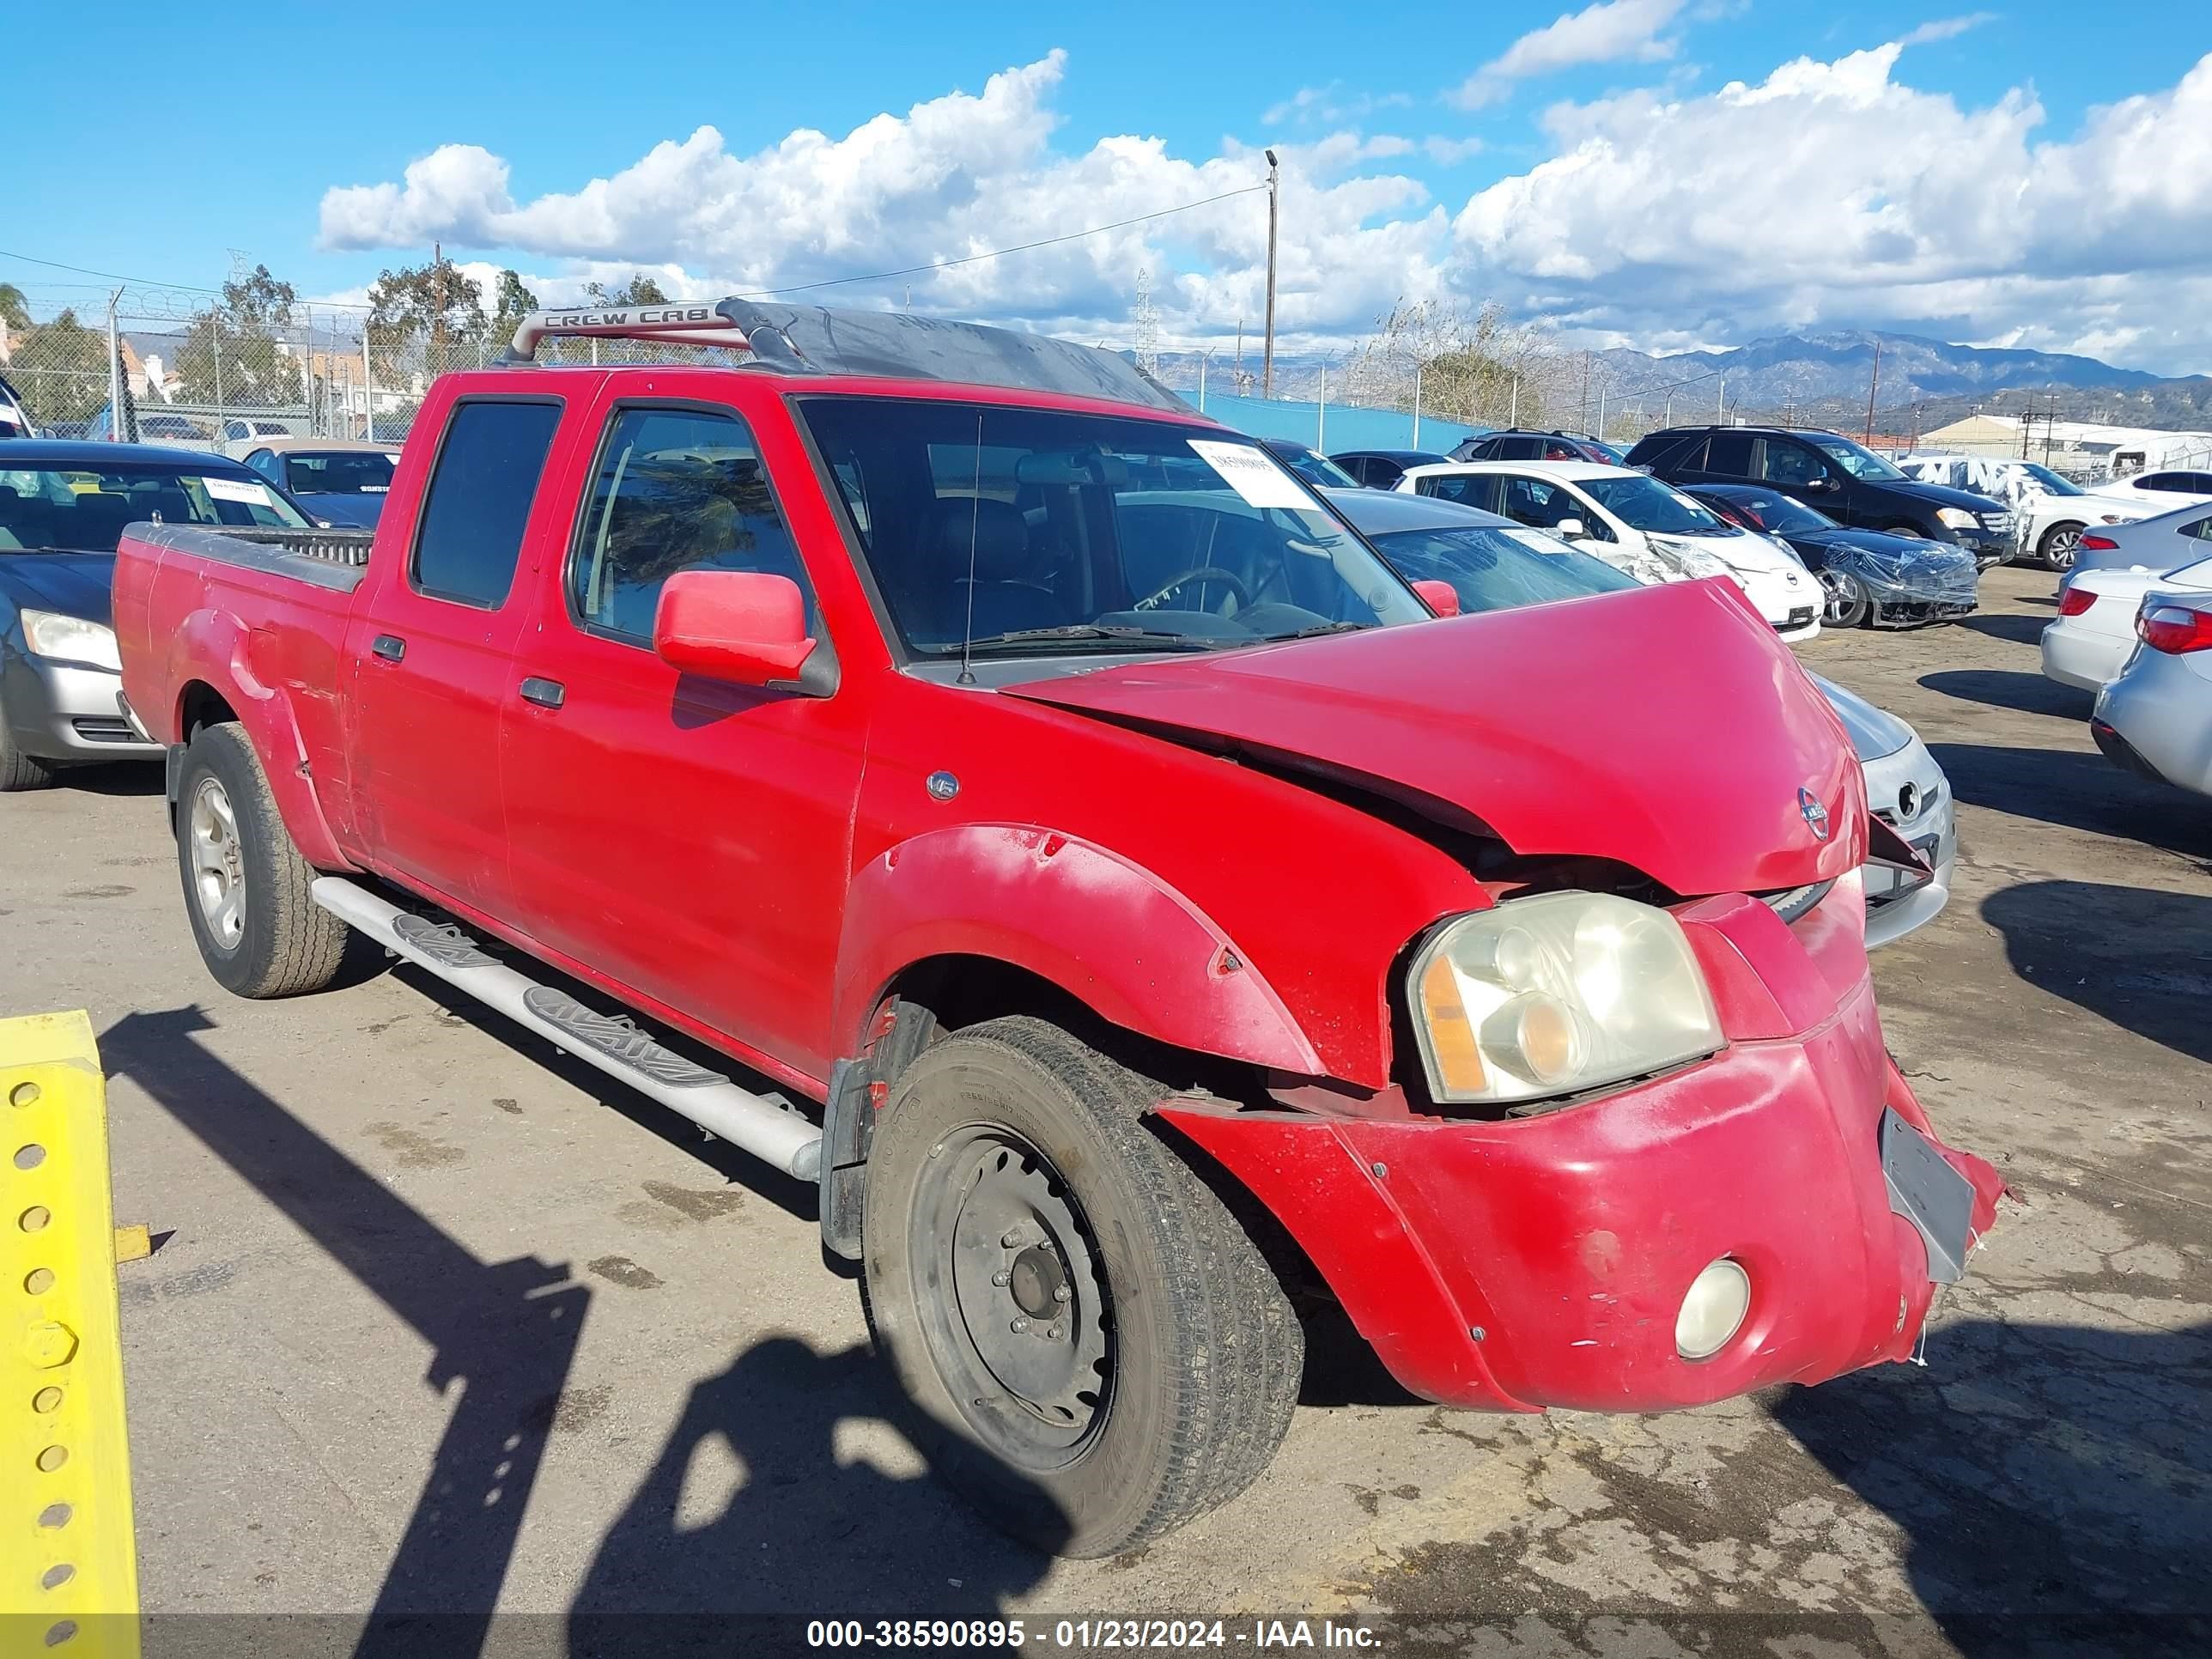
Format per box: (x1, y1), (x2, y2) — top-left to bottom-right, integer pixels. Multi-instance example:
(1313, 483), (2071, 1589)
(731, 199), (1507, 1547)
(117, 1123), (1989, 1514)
(1396, 460), (1821, 641)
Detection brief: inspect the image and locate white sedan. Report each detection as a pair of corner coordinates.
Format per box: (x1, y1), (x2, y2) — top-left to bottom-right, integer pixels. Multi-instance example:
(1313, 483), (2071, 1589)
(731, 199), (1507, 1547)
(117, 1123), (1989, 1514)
(1395, 460), (1821, 641)
(2042, 550), (2212, 690)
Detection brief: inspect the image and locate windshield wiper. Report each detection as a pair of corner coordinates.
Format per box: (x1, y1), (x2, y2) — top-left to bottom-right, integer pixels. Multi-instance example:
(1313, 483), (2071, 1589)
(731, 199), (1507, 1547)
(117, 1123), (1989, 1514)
(1253, 620), (1369, 641)
(941, 624), (1234, 657)
(0, 544), (105, 556)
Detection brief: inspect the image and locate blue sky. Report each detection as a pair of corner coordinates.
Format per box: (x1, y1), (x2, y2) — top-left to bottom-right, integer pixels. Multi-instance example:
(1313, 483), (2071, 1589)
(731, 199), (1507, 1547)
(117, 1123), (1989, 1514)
(8, 1), (2212, 368)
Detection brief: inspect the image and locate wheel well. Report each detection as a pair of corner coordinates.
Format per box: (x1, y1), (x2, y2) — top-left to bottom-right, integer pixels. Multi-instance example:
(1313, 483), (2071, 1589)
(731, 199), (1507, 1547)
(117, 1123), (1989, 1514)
(179, 681), (238, 738)
(878, 953), (1271, 1105)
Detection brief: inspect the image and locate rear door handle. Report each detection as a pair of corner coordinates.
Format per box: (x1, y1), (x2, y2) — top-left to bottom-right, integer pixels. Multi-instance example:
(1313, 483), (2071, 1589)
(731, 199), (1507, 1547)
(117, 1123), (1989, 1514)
(519, 677), (566, 709)
(370, 635), (405, 662)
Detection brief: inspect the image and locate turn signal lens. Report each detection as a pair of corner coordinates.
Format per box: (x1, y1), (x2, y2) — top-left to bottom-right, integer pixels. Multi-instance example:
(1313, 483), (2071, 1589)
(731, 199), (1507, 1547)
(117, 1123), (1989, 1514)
(1675, 1258), (1752, 1360)
(1418, 953), (1486, 1096)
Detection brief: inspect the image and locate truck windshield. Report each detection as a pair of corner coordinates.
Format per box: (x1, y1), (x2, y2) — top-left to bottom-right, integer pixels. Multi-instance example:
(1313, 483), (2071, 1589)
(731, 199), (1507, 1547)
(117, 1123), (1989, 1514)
(0, 464), (311, 554)
(801, 398), (1427, 656)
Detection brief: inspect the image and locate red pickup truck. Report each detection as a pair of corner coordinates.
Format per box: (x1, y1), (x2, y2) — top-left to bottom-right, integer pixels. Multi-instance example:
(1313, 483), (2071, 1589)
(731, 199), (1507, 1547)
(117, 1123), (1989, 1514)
(114, 301), (2000, 1557)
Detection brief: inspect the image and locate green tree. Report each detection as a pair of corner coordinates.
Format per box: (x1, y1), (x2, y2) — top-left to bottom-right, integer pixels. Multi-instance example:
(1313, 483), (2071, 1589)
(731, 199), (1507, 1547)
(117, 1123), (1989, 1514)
(368, 258), (486, 362)
(12, 309), (111, 424)
(174, 264), (305, 408)
(582, 274), (670, 307)
(487, 269), (539, 351)
(0, 283), (29, 334)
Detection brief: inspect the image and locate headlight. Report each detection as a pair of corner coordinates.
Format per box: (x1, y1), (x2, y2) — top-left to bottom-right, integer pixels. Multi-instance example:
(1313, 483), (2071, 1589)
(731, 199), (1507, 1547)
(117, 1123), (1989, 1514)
(1935, 507), (1979, 531)
(1658, 544), (1731, 580)
(1409, 891), (1724, 1105)
(20, 610), (121, 672)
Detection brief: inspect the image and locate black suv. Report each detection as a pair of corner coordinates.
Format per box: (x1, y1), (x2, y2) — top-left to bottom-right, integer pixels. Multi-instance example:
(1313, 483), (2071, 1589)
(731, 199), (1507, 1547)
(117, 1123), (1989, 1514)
(1449, 429), (1628, 465)
(1625, 425), (2014, 568)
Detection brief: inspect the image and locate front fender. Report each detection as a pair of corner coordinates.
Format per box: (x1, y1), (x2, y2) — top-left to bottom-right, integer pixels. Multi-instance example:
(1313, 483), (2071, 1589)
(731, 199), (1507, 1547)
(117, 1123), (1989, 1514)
(834, 823), (1326, 1076)
(167, 609), (350, 872)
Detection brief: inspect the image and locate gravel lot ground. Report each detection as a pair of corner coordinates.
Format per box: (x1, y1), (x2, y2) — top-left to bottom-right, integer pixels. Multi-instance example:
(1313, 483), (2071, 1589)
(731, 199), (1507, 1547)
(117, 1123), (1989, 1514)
(3, 565), (2206, 1657)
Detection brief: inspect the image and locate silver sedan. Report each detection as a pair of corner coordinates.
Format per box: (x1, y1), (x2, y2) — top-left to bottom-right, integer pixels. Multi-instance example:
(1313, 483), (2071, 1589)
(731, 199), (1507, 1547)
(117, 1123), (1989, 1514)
(2094, 593), (2212, 800)
(2067, 498), (2212, 578)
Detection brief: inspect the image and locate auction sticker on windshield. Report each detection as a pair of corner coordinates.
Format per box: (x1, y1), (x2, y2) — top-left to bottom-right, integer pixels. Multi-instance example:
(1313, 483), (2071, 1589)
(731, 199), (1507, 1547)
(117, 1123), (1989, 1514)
(204, 477), (272, 506)
(1188, 439), (1319, 511)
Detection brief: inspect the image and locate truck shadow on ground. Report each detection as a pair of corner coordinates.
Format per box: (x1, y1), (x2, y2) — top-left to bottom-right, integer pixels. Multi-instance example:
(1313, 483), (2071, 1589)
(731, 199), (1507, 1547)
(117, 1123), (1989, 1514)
(1928, 741), (2212, 865)
(1772, 1316), (2212, 1658)
(1979, 880), (2212, 1064)
(569, 1337), (1056, 1653)
(1917, 669), (2094, 720)
(99, 1005), (1054, 1659)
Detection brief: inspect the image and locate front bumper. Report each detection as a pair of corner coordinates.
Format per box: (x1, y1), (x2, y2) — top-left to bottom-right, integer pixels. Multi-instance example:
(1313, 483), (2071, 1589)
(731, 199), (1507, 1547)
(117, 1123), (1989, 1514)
(0, 650), (164, 764)
(1163, 898), (2001, 1414)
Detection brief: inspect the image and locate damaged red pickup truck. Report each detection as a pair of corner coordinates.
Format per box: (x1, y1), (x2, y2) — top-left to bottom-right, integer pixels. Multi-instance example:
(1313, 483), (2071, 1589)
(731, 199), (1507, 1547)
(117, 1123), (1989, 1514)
(113, 301), (2001, 1557)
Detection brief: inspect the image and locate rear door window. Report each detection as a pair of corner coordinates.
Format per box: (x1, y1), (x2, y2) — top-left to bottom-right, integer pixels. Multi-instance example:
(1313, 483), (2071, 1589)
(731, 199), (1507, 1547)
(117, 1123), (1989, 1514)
(1704, 433), (1754, 477)
(1418, 473), (1496, 510)
(411, 400), (563, 608)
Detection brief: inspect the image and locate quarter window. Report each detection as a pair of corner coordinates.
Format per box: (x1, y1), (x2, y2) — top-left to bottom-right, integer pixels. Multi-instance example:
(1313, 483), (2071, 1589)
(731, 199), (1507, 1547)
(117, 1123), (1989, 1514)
(569, 406), (812, 641)
(412, 400), (562, 607)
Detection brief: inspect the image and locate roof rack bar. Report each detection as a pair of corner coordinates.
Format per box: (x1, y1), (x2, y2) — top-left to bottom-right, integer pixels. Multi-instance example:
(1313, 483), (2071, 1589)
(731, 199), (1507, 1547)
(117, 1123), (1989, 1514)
(503, 303), (751, 363)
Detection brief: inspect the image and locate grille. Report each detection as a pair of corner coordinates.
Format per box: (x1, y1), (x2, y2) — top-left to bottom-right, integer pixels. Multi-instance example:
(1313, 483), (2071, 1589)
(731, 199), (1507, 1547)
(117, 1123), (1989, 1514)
(70, 717), (141, 744)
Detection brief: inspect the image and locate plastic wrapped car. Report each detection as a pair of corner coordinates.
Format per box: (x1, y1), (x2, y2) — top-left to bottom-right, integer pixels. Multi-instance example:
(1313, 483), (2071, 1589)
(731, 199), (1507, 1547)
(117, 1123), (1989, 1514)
(1689, 483), (1978, 627)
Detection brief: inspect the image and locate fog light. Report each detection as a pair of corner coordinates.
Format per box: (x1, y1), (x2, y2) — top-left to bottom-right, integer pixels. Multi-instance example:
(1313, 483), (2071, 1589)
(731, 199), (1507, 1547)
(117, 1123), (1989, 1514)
(1675, 1257), (1751, 1360)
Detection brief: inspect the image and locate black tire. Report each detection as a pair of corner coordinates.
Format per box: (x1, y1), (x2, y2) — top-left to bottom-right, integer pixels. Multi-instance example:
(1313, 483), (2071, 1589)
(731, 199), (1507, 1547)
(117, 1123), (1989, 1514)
(174, 722), (349, 998)
(1817, 568), (1873, 629)
(0, 696), (57, 792)
(2039, 520), (2084, 571)
(1882, 521), (1930, 539)
(861, 1016), (1301, 1557)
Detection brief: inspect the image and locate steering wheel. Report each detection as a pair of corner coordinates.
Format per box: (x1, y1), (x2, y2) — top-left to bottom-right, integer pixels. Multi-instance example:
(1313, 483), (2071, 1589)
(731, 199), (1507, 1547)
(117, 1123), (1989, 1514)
(1133, 566), (1255, 614)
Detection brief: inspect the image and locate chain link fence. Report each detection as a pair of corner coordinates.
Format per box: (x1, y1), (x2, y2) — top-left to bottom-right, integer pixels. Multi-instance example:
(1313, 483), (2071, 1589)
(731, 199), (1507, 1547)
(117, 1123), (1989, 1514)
(0, 291), (750, 452)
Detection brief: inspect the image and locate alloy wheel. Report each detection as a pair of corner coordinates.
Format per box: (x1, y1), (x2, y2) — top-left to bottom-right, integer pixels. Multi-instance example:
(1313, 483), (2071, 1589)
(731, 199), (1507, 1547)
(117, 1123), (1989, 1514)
(188, 775), (246, 949)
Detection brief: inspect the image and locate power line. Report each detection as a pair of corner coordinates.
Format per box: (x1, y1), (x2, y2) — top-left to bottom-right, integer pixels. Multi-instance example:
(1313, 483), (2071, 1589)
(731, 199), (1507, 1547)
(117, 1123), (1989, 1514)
(732, 183), (1268, 300)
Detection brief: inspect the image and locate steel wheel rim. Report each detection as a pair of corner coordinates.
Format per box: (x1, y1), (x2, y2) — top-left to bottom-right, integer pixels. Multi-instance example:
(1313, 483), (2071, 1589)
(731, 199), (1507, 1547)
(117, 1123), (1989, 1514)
(1818, 568), (1862, 624)
(188, 776), (246, 950)
(2047, 526), (2080, 568)
(911, 1122), (1113, 1471)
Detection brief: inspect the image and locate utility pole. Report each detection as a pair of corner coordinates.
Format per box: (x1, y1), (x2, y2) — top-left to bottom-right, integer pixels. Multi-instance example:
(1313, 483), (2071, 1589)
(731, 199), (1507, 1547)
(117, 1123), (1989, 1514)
(1262, 151), (1280, 398)
(1863, 340), (1881, 444)
(1580, 351), (1591, 430)
(1316, 362), (1328, 450)
(1596, 379), (1606, 441)
(1716, 372), (1725, 421)
(1510, 375), (1519, 426)
(106, 289), (125, 442)
(362, 324), (374, 441)
(1411, 361), (1423, 447)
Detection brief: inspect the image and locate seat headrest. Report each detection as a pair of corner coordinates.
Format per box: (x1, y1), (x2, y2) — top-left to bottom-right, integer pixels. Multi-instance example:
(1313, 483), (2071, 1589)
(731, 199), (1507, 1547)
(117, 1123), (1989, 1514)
(926, 496), (1030, 583)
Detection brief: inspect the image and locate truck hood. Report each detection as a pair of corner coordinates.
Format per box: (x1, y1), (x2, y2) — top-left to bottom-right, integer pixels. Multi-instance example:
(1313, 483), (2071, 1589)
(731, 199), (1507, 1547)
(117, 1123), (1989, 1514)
(1003, 579), (1863, 896)
(0, 552), (118, 628)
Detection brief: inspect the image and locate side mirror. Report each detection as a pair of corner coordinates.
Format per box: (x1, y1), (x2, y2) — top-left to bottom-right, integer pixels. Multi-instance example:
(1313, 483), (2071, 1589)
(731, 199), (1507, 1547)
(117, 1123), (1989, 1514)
(1555, 517), (1588, 538)
(653, 570), (829, 693)
(1410, 578), (1461, 617)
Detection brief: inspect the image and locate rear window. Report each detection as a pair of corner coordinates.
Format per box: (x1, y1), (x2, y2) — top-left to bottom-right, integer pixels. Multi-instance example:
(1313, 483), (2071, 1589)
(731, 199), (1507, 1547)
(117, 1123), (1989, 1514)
(283, 452), (396, 496)
(410, 401), (562, 607)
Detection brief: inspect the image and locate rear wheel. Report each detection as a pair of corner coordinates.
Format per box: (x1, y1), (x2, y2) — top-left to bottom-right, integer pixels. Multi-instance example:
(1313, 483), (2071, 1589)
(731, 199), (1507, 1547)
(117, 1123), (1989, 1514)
(1817, 568), (1872, 629)
(861, 1016), (1301, 1557)
(175, 723), (349, 998)
(2039, 521), (2084, 570)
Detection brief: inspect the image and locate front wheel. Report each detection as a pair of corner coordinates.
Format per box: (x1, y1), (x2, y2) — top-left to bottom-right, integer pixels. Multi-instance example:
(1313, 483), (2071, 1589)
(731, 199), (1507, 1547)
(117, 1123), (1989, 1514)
(861, 1017), (1302, 1557)
(1817, 568), (1873, 629)
(0, 695), (56, 792)
(2039, 521), (2083, 570)
(175, 723), (350, 998)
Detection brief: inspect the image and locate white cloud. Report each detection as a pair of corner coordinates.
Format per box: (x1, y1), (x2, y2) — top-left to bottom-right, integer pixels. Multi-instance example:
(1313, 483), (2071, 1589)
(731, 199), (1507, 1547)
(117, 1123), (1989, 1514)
(314, 42), (2212, 372)
(1423, 136), (1488, 165)
(1264, 83), (1413, 127)
(319, 52), (1450, 349)
(1452, 45), (2212, 368)
(1449, 0), (1686, 110)
(1898, 11), (1997, 48)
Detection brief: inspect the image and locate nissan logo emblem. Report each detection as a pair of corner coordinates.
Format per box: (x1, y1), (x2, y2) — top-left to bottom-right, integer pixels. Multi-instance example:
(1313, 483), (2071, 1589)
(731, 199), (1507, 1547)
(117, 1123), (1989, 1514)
(1798, 787), (1832, 843)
